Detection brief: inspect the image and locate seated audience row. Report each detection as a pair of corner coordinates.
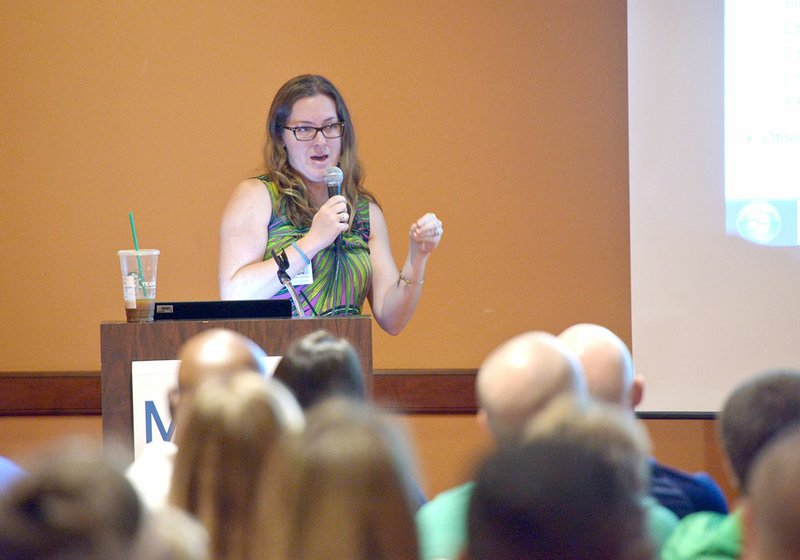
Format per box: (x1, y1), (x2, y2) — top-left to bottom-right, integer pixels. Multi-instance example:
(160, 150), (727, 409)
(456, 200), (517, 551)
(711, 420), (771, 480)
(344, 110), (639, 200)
(0, 326), (421, 560)
(163, 327), (421, 560)
(417, 328), (684, 560)
(4, 326), (800, 560)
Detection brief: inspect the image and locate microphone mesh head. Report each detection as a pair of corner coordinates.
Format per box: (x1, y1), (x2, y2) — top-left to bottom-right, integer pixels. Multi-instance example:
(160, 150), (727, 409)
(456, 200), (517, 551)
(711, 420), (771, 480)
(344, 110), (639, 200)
(323, 166), (344, 187)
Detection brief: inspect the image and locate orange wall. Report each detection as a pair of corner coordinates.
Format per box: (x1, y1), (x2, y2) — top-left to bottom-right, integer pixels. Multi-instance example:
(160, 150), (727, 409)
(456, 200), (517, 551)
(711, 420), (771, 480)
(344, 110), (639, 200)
(0, 416), (103, 465)
(0, 1), (629, 372)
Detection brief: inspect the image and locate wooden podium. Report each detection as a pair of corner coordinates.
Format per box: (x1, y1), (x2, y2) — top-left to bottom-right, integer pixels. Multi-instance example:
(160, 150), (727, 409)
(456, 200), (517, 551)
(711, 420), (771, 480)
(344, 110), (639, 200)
(100, 316), (372, 462)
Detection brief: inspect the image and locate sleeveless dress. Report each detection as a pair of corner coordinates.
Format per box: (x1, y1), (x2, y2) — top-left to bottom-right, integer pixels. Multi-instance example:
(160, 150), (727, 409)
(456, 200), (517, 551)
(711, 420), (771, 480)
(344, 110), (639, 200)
(259, 177), (372, 317)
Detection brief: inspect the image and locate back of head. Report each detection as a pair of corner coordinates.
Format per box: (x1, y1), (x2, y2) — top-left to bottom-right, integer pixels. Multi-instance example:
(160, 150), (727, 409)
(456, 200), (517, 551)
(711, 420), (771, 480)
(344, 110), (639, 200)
(283, 397), (420, 560)
(747, 422), (800, 560)
(476, 331), (586, 442)
(719, 369), (800, 492)
(524, 395), (652, 495)
(169, 372), (303, 560)
(177, 328), (267, 393)
(468, 435), (651, 560)
(272, 330), (365, 409)
(558, 323), (636, 408)
(0, 439), (142, 560)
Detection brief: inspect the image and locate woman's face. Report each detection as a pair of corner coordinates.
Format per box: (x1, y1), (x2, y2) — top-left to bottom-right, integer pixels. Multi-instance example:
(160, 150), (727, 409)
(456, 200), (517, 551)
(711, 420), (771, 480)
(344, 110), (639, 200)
(282, 94), (342, 186)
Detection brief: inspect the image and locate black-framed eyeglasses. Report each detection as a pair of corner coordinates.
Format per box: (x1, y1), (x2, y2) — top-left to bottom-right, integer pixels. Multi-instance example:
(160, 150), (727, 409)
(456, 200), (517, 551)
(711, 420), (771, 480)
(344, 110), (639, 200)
(283, 122), (346, 141)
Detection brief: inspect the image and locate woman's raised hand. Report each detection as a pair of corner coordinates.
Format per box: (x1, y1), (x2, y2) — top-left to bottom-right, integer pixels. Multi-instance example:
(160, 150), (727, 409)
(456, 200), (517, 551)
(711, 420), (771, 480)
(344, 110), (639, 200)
(409, 213), (443, 256)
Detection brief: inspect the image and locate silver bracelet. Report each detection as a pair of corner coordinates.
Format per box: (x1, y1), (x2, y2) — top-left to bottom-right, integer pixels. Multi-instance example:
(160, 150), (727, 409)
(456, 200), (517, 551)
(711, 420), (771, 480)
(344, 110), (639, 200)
(398, 272), (424, 287)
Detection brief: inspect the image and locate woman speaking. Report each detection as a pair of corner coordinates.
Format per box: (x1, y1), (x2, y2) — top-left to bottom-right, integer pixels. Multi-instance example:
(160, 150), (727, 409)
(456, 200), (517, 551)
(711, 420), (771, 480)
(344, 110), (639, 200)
(219, 74), (442, 334)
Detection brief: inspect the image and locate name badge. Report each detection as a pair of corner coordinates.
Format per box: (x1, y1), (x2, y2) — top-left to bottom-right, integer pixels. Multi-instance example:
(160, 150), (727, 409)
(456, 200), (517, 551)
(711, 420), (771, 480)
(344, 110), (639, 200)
(291, 262), (313, 286)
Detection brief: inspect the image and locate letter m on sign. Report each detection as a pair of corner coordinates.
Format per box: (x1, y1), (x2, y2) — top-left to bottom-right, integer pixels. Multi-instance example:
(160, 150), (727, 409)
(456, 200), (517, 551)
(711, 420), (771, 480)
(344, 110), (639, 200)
(145, 400), (175, 443)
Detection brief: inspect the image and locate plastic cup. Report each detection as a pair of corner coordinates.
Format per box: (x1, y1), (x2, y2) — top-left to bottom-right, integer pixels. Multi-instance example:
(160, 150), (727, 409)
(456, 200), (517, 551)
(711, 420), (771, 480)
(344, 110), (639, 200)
(118, 249), (159, 322)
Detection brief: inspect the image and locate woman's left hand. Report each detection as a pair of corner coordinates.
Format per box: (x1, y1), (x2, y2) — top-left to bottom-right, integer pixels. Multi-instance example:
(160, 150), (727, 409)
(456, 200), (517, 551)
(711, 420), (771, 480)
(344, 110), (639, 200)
(409, 213), (443, 256)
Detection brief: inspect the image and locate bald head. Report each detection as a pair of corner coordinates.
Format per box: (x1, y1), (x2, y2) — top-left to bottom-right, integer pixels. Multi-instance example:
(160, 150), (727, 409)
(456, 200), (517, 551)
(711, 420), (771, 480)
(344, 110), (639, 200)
(177, 329), (267, 392)
(558, 323), (639, 409)
(476, 331), (586, 442)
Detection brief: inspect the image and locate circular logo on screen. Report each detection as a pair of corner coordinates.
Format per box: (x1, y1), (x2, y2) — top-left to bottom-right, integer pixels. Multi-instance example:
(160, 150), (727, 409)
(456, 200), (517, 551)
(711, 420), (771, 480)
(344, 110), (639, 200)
(736, 201), (782, 244)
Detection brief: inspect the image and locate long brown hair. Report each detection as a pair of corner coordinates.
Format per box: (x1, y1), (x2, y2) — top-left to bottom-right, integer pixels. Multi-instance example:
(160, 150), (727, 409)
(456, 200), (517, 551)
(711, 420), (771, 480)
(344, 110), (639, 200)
(263, 74), (378, 227)
(169, 373), (304, 560)
(279, 397), (421, 560)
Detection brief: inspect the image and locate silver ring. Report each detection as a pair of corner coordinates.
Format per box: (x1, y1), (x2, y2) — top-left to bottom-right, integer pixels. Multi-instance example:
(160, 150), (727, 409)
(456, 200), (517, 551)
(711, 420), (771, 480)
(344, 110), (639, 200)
(339, 212), (347, 222)
(435, 226), (442, 235)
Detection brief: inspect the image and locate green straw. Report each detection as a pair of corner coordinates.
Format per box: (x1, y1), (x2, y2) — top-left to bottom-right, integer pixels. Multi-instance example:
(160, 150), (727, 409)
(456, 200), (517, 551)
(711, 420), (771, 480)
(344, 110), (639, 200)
(128, 211), (148, 298)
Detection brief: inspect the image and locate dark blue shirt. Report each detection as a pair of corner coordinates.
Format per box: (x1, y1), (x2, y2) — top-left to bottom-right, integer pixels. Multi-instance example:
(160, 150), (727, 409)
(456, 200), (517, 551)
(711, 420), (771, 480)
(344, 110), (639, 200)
(650, 459), (728, 519)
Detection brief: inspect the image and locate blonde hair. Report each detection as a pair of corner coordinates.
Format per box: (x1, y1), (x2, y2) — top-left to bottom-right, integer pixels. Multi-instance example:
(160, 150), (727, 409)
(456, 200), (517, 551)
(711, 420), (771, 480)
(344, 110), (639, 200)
(169, 372), (303, 560)
(279, 397), (420, 560)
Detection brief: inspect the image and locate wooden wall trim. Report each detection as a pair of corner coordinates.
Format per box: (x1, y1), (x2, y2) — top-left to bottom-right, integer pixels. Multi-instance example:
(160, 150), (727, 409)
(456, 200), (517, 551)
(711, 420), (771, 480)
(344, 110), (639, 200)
(0, 369), (478, 416)
(0, 370), (717, 418)
(0, 372), (101, 416)
(372, 369), (478, 413)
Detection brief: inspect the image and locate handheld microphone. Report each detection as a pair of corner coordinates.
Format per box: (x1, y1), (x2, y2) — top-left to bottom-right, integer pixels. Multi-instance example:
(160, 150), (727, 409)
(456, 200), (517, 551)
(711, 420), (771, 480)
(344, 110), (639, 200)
(324, 166), (345, 254)
(324, 166), (344, 198)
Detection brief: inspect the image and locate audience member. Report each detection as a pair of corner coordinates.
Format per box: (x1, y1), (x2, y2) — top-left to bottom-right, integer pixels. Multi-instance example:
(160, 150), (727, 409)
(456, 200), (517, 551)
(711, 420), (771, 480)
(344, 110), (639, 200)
(272, 329), (365, 409)
(475, 331), (586, 443)
(127, 327), (268, 509)
(662, 369), (800, 560)
(523, 395), (652, 493)
(0, 439), (144, 560)
(523, 395), (670, 557)
(273, 329), (428, 509)
(276, 397), (420, 560)
(169, 327), (269, 413)
(559, 323), (728, 519)
(468, 398), (654, 560)
(416, 331), (586, 560)
(742, 422), (800, 560)
(168, 371), (303, 560)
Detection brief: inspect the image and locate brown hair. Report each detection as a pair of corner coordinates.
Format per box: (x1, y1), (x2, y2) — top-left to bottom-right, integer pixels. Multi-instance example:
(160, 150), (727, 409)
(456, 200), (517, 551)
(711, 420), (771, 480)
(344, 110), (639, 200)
(169, 373), (303, 560)
(0, 439), (143, 560)
(720, 369), (800, 491)
(272, 330), (365, 409)
(280, 397), (420, 560)
(468, 396), (653, 560)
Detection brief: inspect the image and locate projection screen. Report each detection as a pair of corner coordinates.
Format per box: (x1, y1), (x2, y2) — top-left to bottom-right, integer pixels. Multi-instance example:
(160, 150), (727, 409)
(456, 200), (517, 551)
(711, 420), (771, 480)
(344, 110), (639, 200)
(629, 0), (800, 412)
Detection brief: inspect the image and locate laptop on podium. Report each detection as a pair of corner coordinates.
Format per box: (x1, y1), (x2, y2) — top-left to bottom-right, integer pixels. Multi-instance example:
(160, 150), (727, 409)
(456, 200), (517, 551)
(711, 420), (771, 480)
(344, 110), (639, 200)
(153, 299), (292, 321)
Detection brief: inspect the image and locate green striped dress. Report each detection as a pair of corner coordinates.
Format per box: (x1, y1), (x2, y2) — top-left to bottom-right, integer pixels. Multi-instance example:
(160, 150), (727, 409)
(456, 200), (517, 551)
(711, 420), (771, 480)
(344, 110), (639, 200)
(260, 178), (372, 317)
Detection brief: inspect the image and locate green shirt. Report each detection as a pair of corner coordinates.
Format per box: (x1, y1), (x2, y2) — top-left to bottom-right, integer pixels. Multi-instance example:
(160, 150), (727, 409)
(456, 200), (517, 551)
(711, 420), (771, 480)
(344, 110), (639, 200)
(415, 482), (679, 560)
(416, 482), (474, 560)
(661, 509), (742, 560)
